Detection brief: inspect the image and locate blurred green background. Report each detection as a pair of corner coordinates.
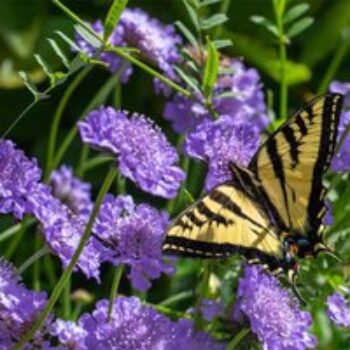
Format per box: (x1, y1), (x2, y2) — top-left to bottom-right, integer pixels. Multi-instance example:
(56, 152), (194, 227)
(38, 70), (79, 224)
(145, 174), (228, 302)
(0, 0), (349, 348)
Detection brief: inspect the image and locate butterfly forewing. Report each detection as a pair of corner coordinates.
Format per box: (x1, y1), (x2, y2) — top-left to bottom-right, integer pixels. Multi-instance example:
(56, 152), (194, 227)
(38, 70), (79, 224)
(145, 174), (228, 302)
(249, 94), (343, 238)
(163, 183), (283, 264)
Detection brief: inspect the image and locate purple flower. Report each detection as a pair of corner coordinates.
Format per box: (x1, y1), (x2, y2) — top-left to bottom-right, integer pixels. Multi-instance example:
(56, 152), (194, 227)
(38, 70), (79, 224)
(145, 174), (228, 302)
(75, 20), (132, 82)
(50, 165), (93, 220)
(50, 319), (88, 350)
(201, 299), (224, 321)
(0, 257), (49, 348)
(185, 115), (260, 190)
(75, 8), (182, 93)
(78, 107), (185, 199)
(327, 292), (350, 328)
(164, 59), (269, 134)
(0, 139), (42, 219)
(93, 194), (173, 290)
(30, 184), (104, 281)
(329, 81), (350, 171)
(233, 265), (317, 350)
(71, 296), (224, 350)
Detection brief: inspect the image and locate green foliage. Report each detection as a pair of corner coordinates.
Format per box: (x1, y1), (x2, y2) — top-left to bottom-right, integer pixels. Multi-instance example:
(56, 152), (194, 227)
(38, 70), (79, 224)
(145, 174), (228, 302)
(202, 38), (219, 100)
(103, 0), (128, 43)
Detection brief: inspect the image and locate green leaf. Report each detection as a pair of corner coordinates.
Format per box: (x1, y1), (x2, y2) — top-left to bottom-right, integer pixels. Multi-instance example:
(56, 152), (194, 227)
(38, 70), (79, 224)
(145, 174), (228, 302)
(182, 0), (200, 31)
(68, 55), (86, 74)
(224, 30), (311, 85)
(175, 21), (199, 49)
(103, 0), (128, 43)
(174, 66), (200, 93)
(200, 14), (228, 30)
(34, 54), (53, 76)
(18, 71), (39, 96)
(202, 39), (219, 100)
(215, 91), (237, 99)
(212, 39), (233, 49)
(200, 0), (221, 6)
(55, 30), (81, 51)
(283, 3), (310, 24)
(74, 24), (101, 49)
(250, 15), (279, 37)
(287, 17), (314, 38)
(47, 38), (69, 67)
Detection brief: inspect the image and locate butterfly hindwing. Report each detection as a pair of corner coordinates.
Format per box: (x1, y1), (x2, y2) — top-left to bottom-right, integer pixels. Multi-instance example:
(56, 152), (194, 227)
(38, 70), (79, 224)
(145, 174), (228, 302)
(163, 183), (283, 266)
(249, 94), (343, 240)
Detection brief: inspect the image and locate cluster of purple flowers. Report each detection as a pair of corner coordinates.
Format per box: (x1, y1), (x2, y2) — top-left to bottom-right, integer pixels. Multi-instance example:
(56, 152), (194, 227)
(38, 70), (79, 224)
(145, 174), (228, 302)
(78, 107), (185, 199)
(76, 8), (182, 93)
(327, 291), (350, 328)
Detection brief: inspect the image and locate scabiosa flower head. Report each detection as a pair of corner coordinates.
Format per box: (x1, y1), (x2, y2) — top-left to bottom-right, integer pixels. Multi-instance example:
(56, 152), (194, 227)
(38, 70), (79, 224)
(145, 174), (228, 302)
(75, 20), (132, 82)
(201, 299), (224, 321)
(77, 296), (223, 350)
(185, 115), (260, 190)
(50, 319), (88, 350)
(79, 107), (185, 199)
(164, 58), (269, 134)
(0, 258), (49, 348)
(233, 265), (317, 350)
(0, 139), (42, 219)
(329, 81), (350, 171)
(50, 165), (93, 220)
(326, 292), (350, 328)
(94, 194), (173, 290)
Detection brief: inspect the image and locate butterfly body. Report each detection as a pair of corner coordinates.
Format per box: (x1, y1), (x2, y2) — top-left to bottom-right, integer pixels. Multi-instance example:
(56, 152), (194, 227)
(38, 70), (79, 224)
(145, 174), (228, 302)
(163, 94), (344, 281)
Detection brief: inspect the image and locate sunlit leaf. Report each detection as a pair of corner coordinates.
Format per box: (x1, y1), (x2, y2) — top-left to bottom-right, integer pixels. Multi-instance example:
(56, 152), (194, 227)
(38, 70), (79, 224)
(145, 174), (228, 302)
(287, 17), (314, 38)
(74, 24), (101, 49)
(47, 38), (69, 67)
(202, 39), (219, 100)
(34, 54), (53, 77)
(212, 39), (233, 49)
(55, 30), (81, 51)
(250, 15), (279, 37)
(283, 3), (310, 24)
(103, 0), (128, 43)
(200, 14), (228, 30)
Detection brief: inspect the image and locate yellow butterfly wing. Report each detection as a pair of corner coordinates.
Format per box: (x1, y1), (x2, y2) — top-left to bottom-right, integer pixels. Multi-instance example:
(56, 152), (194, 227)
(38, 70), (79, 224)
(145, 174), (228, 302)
(249, 94), (343, 238)
(163, 183), (283, 266)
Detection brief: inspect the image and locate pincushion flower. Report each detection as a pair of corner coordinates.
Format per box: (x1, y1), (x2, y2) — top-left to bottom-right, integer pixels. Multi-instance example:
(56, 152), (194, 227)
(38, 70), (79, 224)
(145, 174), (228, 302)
(0, 258), (49, 348)
(78, 107), (185, 199)
(54, 296), (224, 349)
(50, 165), (93, 220)
(327, 292), (350, 328)
(93, 194), (173, 290)
(0, 139), (42, 219)
(164, 59), (269, 134)
(75, 8), (182, 93)
(185, 115), (260, 190)
(233, 265), (317, 350)
(329, 81), (350, 171)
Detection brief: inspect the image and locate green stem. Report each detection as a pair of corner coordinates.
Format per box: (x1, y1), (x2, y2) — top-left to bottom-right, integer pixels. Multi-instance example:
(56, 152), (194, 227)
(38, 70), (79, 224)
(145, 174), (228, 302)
(0, 219), (35, 243)
(108, 265), (124, 320)
(43, 254), (58, 286)
(273, 0), (287, 121)
(63, 278), (71, 319)
(214, 0), (231, 38)
(318, 40), (350, 94)
(81, 156), (113, 173)
(52, 72), (121, 171)
(14, 167), (118, 349)
(160, 290), (193, 306)
(77, 145), (89, 179)
(226, 328), (250, 350)
(18, 246), (50, 274)
(45, 67), (92, 179)
(33, 234), (42, 291)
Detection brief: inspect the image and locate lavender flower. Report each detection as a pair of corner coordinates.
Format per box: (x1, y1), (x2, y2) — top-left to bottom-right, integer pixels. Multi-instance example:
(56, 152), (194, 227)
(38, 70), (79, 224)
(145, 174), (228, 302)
(78, 107), (185, 199)
(68, 296), (224, 350)
(0, 139), (42, 219)
(185, 115), (260, 190)
(75, 8), (182, 93)
(0, 258), (49, 348)
(50, 165), (93, 220)
(329, 81), (350, 171)
(164, 59), (269, 134)
(93, 194), (173, 290)
(327, 292), (350, 328)
(233, 265), (317, 350)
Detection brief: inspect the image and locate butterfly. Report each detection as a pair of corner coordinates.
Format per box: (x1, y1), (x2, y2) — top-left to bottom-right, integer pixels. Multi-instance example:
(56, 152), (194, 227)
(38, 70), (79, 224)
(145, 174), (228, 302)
(163, 93), (344, 289)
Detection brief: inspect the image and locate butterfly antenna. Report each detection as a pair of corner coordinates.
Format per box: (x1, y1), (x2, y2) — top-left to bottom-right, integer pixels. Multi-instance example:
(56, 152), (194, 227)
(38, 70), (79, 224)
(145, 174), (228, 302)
(288, 269), (307, 306)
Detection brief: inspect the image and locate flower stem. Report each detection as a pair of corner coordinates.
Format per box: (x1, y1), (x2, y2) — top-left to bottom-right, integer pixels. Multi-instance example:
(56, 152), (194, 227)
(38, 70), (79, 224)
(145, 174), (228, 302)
(160, 290), (193, 306)
(14, 167), (117, 349)
(63, 278), (72, 319)
(18, 246), (50, 274)
(45, 66), (92, 179)
(108, 265), (124, 320)
(33, 235), (43, 291)
(77, 145), (89, 179)
(226, 328), (250, 350)
(273, 0), (287, 121)
(0, 218), (35, 243)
